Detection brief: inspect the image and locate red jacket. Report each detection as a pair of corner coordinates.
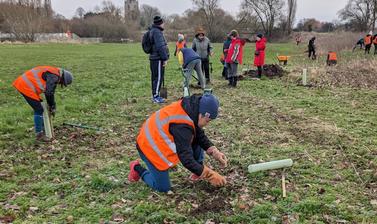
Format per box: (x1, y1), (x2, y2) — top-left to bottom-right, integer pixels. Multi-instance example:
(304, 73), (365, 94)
(225, 38), (246, 64)
(254, 38), (267, 67)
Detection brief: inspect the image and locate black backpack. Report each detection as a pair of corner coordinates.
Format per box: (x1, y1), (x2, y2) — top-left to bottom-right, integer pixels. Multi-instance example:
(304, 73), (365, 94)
(142, 29), (153, 54)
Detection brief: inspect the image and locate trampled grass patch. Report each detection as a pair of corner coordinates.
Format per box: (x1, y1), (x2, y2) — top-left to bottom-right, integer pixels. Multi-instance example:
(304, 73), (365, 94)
(0, 43), (376, 223)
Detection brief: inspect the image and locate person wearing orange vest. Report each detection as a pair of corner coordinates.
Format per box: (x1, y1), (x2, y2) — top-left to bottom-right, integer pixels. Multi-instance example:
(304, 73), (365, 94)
(128, 94), (227, 192)
(174, 34), (187, 57)
(12, 66), (73, 141)
(373, 34), (377, 55)
(327, 51), (337, 66)
(364, 34), (373, 54)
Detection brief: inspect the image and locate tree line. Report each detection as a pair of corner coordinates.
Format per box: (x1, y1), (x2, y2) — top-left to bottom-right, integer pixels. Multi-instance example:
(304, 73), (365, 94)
(0, 0), (376, 42)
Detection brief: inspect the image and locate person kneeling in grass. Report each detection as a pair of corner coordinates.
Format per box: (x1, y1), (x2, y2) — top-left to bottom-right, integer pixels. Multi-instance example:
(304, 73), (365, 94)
(128, 94), (227, 192)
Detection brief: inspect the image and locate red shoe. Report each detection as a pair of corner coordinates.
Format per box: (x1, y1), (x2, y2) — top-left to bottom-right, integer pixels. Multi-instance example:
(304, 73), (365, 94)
(189, 173), (201, 182)
(128, 160), (141, 182)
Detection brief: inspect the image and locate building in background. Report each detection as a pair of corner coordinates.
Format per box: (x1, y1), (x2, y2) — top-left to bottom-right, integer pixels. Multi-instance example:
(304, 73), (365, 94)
(124, 0), (140, 21)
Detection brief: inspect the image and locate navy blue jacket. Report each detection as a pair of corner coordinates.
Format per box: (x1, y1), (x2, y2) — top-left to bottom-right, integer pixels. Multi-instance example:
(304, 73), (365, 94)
(43, 72), (59, 109)
(149, 24), (169, 61)
(181, 48), (201, 68)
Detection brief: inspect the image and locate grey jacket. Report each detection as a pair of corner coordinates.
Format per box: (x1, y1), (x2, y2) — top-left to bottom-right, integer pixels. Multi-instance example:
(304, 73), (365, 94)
(192, 37), (213, 59)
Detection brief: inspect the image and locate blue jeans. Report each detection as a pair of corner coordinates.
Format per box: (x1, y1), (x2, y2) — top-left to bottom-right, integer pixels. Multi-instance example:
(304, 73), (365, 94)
(22, 94), (44, 133)
(138, 145), (204, 192)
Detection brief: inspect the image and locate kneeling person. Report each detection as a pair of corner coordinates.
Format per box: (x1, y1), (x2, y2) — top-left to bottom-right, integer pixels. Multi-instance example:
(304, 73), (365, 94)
(128, 94), (227, 192)
(13, 66), (73, 141)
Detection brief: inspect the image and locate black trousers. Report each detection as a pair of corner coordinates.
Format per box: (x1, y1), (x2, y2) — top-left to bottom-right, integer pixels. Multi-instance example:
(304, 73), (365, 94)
(308, 49), (316, 59)
(365, 44), (372, 54)
(257, 66), (263, 78)
(222, 64), (228, 80)
(150, 60), (165, 98)
(201, 58), (210, 82)
(374, 44), (377, 55)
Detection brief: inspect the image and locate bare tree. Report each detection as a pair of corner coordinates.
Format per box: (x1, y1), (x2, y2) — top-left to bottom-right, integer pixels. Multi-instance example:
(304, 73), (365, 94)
(75, 7), (85, 19)
(338, 0), (375, 31)
(242, 0), (284, 37)
(0, 2), (45, 41)
(139, 4), (161, 28)
(191, 0), (220, 40)
(373, 0), (377, 31)
(286, 0), (297, 34)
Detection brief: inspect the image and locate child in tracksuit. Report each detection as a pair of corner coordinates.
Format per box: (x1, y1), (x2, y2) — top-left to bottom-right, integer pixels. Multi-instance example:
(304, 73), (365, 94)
(225, 30), (246, 87)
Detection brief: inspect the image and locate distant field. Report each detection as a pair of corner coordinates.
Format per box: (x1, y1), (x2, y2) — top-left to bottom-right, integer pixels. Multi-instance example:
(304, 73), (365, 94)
(0, 43), (376, 223)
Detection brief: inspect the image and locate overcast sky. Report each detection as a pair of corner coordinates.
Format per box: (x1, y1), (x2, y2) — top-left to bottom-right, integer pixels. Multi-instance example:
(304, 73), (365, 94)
(51, 0), (349, 23)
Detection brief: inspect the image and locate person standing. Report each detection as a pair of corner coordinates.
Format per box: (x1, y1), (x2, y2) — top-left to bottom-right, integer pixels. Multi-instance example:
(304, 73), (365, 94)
(174, 34), (187, 57)
(373, 34), (377, 55)
(221, 34), (232, 80)
(192, 28), (213, 85)
(364, 33), (373, 55)
(225, 30), (246, 87)
(149, 16), (169, 104)
(308, 37), (316, 60)
(12, 66), (73, 141)
(254, 33), (267, 79)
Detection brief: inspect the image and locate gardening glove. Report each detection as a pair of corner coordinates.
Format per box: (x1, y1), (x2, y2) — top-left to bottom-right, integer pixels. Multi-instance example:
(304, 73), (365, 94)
(255, 50), (260, 56)
(207, 146), (228, 168)
(200, 166), (227, 187)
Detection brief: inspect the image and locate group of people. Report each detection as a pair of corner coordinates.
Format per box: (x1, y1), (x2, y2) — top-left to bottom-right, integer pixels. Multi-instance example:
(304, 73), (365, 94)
(353, 32), (377, 55)
(145, 15), (268, 104)
(129, 16), (269, 192)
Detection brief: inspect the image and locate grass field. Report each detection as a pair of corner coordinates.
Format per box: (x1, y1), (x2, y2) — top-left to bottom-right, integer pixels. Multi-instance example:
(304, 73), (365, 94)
(0, 42), (376, 223)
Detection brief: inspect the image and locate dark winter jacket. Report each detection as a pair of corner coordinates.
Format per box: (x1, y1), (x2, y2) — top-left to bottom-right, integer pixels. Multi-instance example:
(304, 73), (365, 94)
(181, 48), (201, 68)
(223, 37), (232, 58)
(308, 38), (316, 51)
(169, 95), (214, 176)
(149, 24), (169, 61)
(43, 72), (59, 109)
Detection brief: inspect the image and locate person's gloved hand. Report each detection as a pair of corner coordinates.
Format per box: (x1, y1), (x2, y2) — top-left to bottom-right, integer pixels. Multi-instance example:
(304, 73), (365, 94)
(255, 50), (260, 56)
(207, 146), (228, 168)
(200, 166), (227, 187)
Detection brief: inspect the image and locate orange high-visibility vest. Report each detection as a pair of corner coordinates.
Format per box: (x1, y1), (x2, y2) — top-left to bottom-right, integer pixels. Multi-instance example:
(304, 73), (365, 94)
(13, 66), (61, 101)
(220, 53), (225, 62)
(137, 100), (195, 171)
(373, 36), (377, 44)
(328, 52), (337, 61)
(176, 41), (186, 55)
(364, 36), (372, 45)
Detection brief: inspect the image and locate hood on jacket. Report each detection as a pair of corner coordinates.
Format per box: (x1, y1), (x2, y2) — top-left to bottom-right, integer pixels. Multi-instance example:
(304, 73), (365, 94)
(181, 94), (201, 127)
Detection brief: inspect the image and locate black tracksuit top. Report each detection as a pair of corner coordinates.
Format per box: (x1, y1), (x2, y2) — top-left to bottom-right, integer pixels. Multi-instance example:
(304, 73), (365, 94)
(169, 95), (214, 176)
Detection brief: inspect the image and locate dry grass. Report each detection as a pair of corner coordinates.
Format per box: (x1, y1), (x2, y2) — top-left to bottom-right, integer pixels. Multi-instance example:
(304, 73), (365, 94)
(286, 57), (377, 89)
(297, 32), (364, 54)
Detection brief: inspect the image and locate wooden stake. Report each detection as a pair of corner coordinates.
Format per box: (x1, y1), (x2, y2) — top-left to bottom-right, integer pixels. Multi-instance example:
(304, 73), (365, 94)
(302, 69), (307, 86)
(282, 173), (287, 198)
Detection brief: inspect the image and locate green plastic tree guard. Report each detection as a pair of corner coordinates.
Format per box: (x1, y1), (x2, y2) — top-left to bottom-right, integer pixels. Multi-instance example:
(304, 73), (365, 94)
(248, 159), (293, 173)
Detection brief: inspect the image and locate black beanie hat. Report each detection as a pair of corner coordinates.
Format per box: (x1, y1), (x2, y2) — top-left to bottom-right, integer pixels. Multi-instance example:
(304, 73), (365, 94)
(153, 16), (163, 25)
(257, 33), (263, 38)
